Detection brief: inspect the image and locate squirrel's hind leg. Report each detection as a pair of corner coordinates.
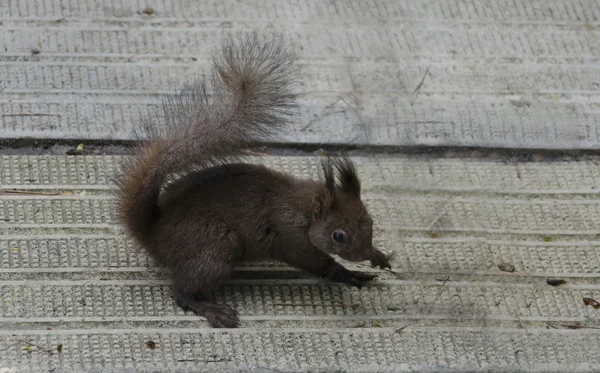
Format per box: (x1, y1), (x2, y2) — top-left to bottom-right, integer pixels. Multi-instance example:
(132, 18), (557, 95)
(168, 232), (243, 328)
(175, 290), (239, 328)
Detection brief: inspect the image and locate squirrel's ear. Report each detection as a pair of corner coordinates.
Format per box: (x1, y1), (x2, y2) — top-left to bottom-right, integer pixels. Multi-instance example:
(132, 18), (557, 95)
(333, 156), (361, 198)
(312, 189), (335, 221)
(313, 158), (337, 220)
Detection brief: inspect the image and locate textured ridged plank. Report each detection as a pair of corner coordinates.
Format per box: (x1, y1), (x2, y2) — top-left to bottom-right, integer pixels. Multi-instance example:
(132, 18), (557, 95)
(2, 195), (600, 235)
(3, 0), (600, 370)
(2, 155), (600, 193)
(1, 281), (599, 323)
(3, 62), (600, 95)
(1, 154), (600, 372)
(2, 25), (598, 59)
(2, 236), (600, 277)
(1, 0), (600, 23)
(2, 2), (600, 148)
(0, 329), (598, 373)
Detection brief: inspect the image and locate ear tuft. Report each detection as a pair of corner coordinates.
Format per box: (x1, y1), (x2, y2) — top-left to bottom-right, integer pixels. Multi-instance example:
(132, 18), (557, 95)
(312, 156), (338, 220)
(332, 155), (361, 198)
(321, 157), (336, 194)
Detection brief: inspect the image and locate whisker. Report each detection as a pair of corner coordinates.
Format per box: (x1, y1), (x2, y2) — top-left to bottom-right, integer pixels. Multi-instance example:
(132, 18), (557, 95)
(320, 263), (338, 286)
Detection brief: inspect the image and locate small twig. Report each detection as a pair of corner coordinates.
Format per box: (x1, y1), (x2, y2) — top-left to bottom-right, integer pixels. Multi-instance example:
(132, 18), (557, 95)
(383, 268), (404, 278)
(302, 90), (358, 100)
(17, 339), (54, 355)
(300, 93), (364, 131)
(2, 113), (61, 117)
(412, 66), (431, 96)
(560, 323), (600, 330)
(395, 121), (447, 125)
(0, 190), (60, 196)
(300, 98), (343, 131)
(395, 276), (450, 333)
(177, 358), (230, 363)
(339, 97), (365, 127)
(271, 303), (309, 307)
(427, 203), (450, 231)
(514, 162), (522, 180)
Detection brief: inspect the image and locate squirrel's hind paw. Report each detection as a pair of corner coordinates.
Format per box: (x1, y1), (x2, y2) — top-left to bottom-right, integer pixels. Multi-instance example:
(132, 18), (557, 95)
(203, 304), (240, 328)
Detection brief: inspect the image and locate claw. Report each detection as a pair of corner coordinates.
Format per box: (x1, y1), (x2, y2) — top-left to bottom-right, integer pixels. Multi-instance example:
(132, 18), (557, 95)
(371, 249), (392, 269)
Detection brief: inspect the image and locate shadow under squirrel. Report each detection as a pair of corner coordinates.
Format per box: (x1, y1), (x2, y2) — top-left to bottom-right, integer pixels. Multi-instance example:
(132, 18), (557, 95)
(116, 32), (391, 328)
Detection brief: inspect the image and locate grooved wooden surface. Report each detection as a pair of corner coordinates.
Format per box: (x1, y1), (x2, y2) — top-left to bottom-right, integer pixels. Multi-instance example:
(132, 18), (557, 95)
(1, 0), (600, 148)
(1, 155), (599, 372)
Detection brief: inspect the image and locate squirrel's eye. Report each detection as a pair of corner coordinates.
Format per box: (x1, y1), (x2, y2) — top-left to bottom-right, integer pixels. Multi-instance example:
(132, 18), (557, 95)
(332, 229), (346, 244)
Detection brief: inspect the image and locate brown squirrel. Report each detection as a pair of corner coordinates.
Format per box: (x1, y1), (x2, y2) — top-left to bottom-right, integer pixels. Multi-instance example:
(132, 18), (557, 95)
(116, 32), (391, 328)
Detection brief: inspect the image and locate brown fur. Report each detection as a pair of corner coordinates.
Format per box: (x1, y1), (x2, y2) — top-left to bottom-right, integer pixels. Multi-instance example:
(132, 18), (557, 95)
(115, 31), (391, 328)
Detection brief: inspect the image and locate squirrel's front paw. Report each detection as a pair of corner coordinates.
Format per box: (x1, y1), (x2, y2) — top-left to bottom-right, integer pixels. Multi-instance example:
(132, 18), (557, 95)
(347, 270), (377, 289)
(370, 249), (392, 269)
(329, 265), (377, 288)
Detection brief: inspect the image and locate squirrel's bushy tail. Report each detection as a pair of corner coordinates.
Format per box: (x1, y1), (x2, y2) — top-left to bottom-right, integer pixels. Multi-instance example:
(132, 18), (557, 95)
(116, 31), (297, 245)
